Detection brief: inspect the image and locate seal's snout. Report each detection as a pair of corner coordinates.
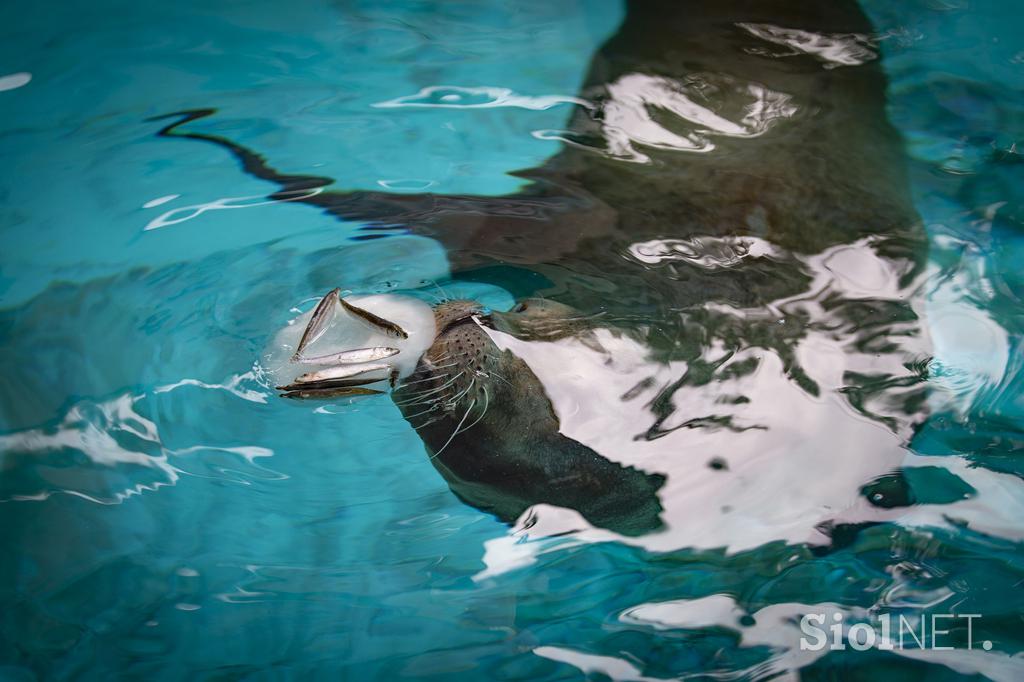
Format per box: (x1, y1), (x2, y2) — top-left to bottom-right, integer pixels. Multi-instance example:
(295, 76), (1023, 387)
(431, 299), (485, 334)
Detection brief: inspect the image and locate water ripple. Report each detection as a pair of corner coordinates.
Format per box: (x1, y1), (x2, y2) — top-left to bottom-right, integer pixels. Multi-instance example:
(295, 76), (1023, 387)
(377, 76), (796, 165)
(0, 393), (176, 504)
(0, 388), (284, 503)
(627, 236), (782, 269)
(154, 370), (268, 404)
(143, 187), (324, 231)
(738, 22), (877, 68)
(609, 595), (1024, 681)
(373, 85), (589, 111)
(540, 72), (797, 162)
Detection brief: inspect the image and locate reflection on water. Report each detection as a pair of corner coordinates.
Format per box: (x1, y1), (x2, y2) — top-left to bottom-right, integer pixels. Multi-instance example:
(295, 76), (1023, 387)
(0, 71), (32, 92)
(479, 229), (980, 553)
(373, 85), (590, 111)
(2, 0), (1024, 679)
(536, 72), (797, 162)
(629, 236), (780, 268)
(144, 188), (325, 231)
(737, 22), (877, 68)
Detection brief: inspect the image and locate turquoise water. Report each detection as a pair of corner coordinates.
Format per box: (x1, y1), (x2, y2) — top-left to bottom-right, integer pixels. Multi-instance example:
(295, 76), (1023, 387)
(2, 0), (1024, 679)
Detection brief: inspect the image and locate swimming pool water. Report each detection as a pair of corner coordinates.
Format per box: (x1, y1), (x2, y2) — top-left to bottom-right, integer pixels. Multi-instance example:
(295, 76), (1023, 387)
(1, 0), (1023, 679)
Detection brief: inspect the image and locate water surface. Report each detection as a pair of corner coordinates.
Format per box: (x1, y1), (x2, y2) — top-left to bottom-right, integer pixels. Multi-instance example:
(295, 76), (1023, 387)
(1, 0), (1023, 679)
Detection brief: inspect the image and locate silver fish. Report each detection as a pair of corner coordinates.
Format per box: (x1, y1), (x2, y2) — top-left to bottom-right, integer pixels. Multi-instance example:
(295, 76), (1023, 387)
(294, 362), (391, 384)
(291, 288), (340, 361)
(297, 346), (400, 365)
(280, 386), (384, 400)
(340, 297), (409, 339)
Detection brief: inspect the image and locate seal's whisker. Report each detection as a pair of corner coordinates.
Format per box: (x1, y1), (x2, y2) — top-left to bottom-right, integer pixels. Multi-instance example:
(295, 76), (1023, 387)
(428, 354), (469, 368)
(420, 290), (443, 305)
(398, 359), (464, 386)
(399, 374), (443, 387)
(399, 374), (444, 388)
(397, 371), (465, 394)
(443, 377), (476, 409)
(421, 350), (475, 368)
(402, 401), (443, 420)
(428, 397), (477, 461)
(489, 367), (509, 380)
(398, 370), (466, 391)
(394, 371), (466, 405)
(396, 387), (454, 406)
(436, 348), (476, 360)
(480, 362), (512, 388)
(422, 360), (463, 373)
(398, 394), (447, 408)
(456, 385), (489, 436)
(429, 279), (452, 303)
(409, 414), (446, 430)
(395, 377), (462, 403)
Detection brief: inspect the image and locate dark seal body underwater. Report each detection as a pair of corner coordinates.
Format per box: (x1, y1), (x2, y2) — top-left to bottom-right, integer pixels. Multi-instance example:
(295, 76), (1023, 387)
(150, 0), (930, 538)
(395, 300), (666, 537)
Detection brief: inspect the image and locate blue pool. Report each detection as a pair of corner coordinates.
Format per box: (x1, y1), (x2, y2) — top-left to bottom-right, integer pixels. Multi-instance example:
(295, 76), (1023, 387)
(2, 0), (1023, 679)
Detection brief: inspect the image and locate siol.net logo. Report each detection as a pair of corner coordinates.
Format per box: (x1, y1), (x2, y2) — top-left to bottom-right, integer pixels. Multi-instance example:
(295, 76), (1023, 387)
(800, 612), (989, 651)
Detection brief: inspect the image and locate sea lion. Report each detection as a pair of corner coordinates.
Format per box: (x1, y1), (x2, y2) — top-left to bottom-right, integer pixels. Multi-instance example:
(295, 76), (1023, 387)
(151, 0), (930, 542)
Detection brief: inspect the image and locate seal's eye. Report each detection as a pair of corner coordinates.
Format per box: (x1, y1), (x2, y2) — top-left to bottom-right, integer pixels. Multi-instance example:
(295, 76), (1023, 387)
(512, 302), (528, 313)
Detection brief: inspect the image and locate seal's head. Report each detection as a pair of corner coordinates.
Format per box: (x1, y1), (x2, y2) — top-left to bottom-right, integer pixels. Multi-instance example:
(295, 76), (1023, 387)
(420, 298), (493, 399)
